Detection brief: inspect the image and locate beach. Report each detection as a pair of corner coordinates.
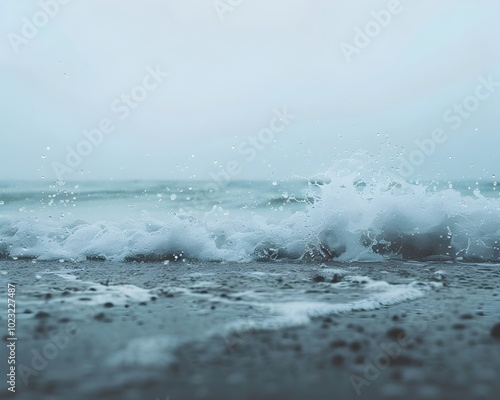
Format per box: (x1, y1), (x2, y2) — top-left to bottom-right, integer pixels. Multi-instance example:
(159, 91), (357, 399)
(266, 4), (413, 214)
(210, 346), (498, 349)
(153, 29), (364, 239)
(2, 260), (499, 400)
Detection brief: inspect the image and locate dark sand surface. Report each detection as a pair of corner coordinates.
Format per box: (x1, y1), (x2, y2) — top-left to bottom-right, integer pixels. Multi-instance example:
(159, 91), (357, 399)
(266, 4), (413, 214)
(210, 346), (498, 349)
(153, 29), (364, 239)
(1, 261), (500, 400)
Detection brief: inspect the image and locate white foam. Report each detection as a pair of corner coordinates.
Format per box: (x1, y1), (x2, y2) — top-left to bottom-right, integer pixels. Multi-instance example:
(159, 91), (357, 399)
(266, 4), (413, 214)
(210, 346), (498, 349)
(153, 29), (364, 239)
(219, 276), (437, 334)
(2, 156), (499, 262)
(107, 336), (177, 368)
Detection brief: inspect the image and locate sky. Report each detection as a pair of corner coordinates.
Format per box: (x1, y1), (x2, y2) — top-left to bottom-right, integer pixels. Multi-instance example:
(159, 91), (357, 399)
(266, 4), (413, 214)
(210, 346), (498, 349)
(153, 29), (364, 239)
(1, 0), (499, 182)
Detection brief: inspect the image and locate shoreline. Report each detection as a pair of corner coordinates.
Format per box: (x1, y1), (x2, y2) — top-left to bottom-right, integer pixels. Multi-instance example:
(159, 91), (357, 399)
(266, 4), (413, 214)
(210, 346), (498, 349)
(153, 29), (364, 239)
(1, 260), (499, 399)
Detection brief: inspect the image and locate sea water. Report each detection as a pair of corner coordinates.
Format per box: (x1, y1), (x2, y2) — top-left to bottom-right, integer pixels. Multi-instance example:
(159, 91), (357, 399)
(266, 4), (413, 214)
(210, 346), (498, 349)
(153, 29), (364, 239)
(1, 157), (499, 263)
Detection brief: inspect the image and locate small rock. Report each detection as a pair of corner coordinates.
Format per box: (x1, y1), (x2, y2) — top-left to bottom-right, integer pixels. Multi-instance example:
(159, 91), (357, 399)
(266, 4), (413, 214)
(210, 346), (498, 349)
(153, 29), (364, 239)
(331, 355), (344, 366)
(491, 323), (500, 339)
(94, 312), (106, 321)
(313, 275), (325, 283)
(94, 312), (112, 323)
(34, 311), (50, 319)
(349, 341), (362, 352)
(103, 302), (114, 308)
(387, 327), (407, 340)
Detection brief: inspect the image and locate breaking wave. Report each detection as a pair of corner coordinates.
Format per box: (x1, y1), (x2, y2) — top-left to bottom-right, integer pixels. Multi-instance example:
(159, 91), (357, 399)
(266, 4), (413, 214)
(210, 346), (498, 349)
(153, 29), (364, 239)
(1, 156), (499, 263)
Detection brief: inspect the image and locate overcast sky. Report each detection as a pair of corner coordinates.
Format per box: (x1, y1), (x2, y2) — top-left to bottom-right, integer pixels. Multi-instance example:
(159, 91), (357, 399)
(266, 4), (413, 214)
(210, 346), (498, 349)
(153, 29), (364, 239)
(1, 0), (499, 182)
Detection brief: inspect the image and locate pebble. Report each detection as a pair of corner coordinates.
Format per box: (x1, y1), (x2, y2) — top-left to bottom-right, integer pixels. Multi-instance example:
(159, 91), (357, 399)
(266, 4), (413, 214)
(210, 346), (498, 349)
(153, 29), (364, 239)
(491, 323), (500, 339)
(331, 355), (344, 366)
(387, 327), (407, 340)
(34, 311), (50, 319)
(349, 341), (362, 352)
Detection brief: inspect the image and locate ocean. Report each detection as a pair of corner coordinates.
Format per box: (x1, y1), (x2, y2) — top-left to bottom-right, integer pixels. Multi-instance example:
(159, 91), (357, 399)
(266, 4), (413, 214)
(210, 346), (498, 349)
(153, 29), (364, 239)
(2, 163), (500, 399)
(1, 162), (499, 264)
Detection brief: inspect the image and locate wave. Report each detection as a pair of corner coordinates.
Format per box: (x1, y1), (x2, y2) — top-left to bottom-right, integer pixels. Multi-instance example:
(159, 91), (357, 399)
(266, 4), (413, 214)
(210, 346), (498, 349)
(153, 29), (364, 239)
(1, 157), (499, 263)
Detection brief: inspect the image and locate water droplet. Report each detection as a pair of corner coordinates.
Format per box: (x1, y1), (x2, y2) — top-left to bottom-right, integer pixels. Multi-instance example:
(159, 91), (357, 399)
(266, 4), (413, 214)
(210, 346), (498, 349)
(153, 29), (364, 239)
(0, 201), (4, 205)
(170, 194), (177, 200)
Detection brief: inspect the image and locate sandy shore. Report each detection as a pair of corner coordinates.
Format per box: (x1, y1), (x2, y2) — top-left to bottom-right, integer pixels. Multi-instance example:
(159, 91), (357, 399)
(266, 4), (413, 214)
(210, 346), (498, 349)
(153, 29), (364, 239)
(1, 260), (499, 400)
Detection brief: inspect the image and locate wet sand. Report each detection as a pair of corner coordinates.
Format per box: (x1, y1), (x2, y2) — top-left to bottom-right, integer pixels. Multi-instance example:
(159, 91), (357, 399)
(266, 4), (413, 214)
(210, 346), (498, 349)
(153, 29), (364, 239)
(1, 261), (500, 400)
